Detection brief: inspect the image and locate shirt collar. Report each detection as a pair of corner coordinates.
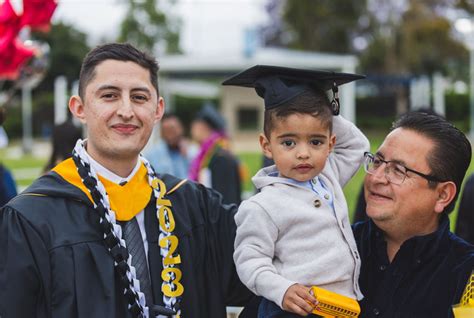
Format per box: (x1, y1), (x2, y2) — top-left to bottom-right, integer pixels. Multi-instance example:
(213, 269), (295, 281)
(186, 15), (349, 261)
(370, 214), (451, 262)
(85, 151), (142, 185)
(284, 176), (319, 190)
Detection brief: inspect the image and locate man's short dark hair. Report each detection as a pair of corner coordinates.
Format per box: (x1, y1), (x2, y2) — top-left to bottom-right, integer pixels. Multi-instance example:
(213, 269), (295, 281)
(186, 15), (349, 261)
(263, 88), (333, 138)
(392, 111), (472, 213)
(78, 43), (159, 99)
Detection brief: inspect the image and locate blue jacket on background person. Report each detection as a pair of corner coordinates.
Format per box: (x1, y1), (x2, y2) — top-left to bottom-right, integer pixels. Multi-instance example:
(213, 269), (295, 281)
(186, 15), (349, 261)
(0, 163), (17, 206)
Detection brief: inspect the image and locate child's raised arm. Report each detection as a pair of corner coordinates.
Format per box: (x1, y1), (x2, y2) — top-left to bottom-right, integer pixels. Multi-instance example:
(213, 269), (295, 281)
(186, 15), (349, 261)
(325, 115), (370, 187)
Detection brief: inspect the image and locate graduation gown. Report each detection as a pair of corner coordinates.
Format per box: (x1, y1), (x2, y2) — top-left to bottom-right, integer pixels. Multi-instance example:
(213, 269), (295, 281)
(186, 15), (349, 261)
(208, 148), (242, 206)
(0, 166), (252, 317)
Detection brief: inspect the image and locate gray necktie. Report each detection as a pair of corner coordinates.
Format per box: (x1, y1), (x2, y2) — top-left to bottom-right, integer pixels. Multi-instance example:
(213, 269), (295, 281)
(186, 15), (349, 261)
(122, 217), (154, 307)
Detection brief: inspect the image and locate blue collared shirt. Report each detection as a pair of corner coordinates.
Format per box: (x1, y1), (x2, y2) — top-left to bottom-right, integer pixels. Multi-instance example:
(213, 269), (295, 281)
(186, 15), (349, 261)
(283, 176), (334, 209)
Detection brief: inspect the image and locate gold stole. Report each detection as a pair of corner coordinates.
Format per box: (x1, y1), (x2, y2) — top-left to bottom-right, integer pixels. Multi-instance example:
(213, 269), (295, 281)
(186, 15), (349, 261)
(53, 158), (152, 221)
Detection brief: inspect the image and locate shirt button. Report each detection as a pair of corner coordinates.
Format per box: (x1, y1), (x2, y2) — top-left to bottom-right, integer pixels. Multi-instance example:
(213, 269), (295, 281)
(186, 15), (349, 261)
(416, 259), (422, 265)
(379, 265), (386, 271)
(324, 194), (330, 200)
(314, 199), (322, 208)
(373, 308), (380, 316)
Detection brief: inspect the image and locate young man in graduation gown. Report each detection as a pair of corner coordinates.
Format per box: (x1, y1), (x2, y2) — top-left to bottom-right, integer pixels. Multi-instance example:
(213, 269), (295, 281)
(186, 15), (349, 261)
(0, 43), (252, 318)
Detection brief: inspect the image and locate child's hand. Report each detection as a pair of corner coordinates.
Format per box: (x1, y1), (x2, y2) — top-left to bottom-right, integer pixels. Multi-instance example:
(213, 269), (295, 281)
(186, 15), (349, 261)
(282, 283), (318, 316)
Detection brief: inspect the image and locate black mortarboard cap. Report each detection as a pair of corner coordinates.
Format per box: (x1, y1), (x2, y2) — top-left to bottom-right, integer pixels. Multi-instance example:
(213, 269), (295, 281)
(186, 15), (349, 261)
(194, 103), (227, 131)
(222, 65), (365, 115)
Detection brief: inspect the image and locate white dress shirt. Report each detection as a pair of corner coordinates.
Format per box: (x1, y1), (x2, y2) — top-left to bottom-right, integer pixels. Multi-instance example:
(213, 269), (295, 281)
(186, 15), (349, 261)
(85, 153), (149, 259)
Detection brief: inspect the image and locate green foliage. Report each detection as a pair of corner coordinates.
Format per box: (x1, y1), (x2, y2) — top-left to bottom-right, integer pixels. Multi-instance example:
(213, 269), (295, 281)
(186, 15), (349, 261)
(238, 152), (263, 193)
(117, 0), (181, 54)
(31, 92), (54, 137)
(2, 23), (90, 139)
(359, 1), (468, 76)
(171, 95), (219, 135)
(358, 37), (393, 74)
(355, 96), (396, 131)
(264, 0), (367, 54)
(0, 146), (47, 189)
(2, 92), (55, 139)
(400, 11), (467, 75)
(457, 0), (474, 14)
(31, 22), (91, 91)
(2, 102), (22, 138)
(445, 92), (470, 131)
(263, 0), (469, 77)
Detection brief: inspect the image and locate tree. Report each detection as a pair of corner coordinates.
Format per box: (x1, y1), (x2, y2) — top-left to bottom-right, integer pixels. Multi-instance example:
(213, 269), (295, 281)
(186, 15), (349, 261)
(21, 22), (90, 137)
(260, 0), (471, 115)
(31, 22), (90, 90)
(260, 0), (468, 77)
(360, 0), (468, 77)
(261, 0), (368, 54)
(117, 0), (181, 54)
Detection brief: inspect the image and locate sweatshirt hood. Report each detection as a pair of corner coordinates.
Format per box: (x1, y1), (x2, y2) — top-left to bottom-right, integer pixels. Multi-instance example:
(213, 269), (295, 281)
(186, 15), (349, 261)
(252, 164), (297, 190)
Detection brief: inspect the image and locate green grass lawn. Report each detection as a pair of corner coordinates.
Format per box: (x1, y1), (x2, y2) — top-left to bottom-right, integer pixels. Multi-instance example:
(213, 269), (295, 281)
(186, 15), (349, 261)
(0, 146), (47, 190)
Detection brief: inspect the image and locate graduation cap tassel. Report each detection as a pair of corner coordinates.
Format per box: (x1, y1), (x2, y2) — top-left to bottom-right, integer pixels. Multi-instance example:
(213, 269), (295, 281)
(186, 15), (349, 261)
(331, 82), (340, 116)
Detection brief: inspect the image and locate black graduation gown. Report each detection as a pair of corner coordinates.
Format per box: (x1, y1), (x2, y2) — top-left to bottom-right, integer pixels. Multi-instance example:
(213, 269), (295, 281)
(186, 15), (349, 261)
(208, 148), (242, 206)
(0, 170), (252, 317)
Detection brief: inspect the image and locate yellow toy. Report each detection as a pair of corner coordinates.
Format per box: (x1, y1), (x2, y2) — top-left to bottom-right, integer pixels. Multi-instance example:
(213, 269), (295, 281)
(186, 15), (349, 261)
(452, 271), (474, 318)
(310, 286), (360, 318)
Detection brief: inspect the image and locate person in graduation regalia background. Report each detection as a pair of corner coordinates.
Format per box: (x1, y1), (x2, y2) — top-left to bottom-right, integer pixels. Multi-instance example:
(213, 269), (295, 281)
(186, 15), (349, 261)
(0, 43), (252, 318)
(189, 104), (243, 205)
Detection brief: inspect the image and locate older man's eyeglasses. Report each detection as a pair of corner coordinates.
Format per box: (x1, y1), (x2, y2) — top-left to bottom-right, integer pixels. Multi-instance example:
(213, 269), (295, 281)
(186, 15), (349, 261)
(363, 152), (445, 185)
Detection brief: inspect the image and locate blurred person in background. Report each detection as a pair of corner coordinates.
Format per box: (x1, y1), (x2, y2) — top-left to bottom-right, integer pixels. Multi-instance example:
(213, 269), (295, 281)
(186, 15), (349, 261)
(0, 106), (17, 206)
(44, 111), (83, 172)
(0, 106), (8, 149)
(455, 173), (474, 244)
(189, 103), (242, 205)
(145, 113), (196, 179)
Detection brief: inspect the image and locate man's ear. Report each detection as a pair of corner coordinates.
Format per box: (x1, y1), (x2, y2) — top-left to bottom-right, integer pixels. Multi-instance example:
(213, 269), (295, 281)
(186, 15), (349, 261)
(434, 181), (456, 214)
(259, 133), (273, 159)
(154, 96), (165, 124)
(69, 95), (86, 124)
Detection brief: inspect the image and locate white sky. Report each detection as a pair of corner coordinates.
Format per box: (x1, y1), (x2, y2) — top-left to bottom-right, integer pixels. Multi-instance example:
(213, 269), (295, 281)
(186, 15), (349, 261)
(51, 0), (269, 55)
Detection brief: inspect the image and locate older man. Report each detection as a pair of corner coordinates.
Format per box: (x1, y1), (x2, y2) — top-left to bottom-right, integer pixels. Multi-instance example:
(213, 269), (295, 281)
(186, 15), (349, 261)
(353, 111), (474, 317)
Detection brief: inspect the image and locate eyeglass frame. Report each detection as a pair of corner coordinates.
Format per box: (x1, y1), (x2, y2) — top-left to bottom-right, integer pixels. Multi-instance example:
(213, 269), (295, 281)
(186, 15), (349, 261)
(363, 152), (446, 185)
